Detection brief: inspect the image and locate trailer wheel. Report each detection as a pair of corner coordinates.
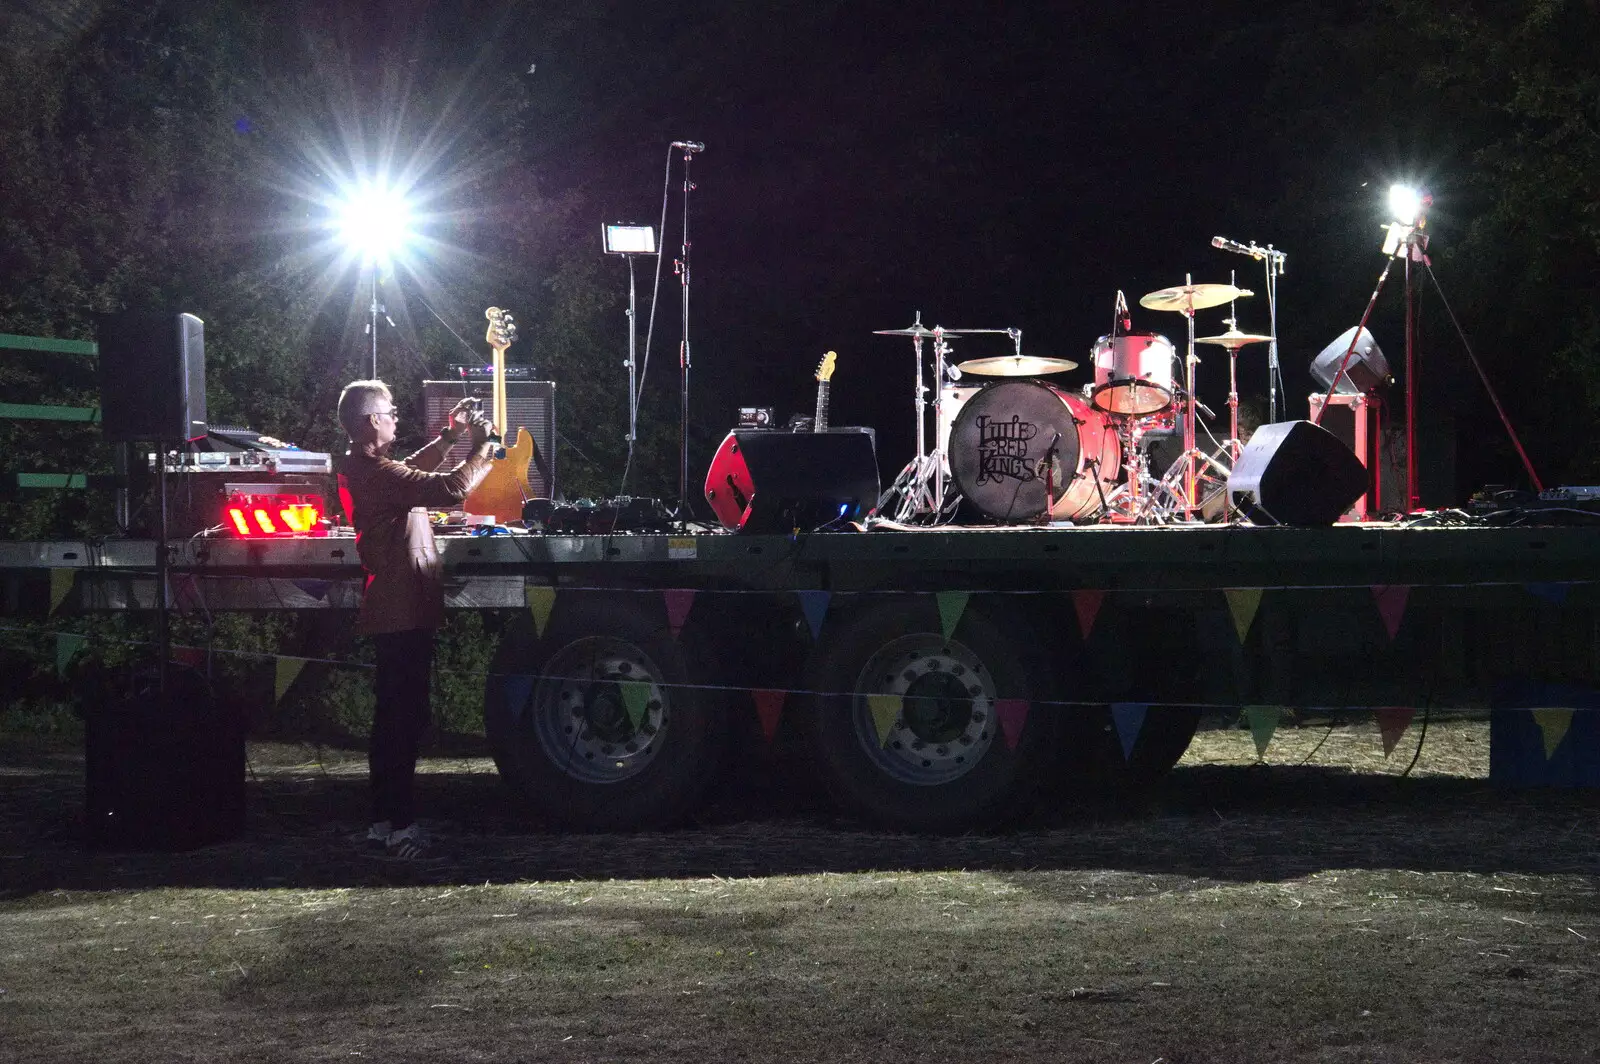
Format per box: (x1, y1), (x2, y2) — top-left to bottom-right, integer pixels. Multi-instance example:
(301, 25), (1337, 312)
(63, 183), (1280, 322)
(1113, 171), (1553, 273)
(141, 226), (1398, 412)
(804, 600), (1059, 832)
(484, 597), (725, 831)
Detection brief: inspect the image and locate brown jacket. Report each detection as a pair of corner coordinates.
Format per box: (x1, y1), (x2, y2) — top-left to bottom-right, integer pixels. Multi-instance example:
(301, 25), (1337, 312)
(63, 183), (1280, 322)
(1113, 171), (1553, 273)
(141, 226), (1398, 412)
(337, 433), (493, 635)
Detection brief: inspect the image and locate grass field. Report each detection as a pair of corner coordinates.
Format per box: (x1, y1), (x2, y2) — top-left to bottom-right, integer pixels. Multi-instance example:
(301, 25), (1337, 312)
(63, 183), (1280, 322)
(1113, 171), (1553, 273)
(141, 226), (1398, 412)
(2, 718), (1597, 1062)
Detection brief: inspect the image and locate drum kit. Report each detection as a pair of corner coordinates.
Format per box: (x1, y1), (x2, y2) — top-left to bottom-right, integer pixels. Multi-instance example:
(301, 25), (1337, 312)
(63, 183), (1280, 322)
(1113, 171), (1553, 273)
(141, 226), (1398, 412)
(874, 278), (1274, 526)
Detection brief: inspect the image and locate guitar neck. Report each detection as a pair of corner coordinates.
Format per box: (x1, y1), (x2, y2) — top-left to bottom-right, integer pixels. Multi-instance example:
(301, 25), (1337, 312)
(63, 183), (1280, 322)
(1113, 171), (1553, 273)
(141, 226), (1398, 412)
(814, 380), (830, 433)
(492, 345), (508, 430)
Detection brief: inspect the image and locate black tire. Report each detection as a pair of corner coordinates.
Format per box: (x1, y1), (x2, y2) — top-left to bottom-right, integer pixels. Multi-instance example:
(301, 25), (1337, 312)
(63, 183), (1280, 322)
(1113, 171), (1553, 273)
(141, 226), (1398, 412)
(483, 595), (726, 831)
(1064, 704), (1203, 787)
(804, 598), (1061, 832)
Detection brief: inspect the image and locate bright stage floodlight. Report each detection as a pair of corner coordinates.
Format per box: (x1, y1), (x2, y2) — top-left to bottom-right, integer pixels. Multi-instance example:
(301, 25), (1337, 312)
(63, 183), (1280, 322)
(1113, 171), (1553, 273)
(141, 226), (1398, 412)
(1388, 184), (1423, 224)
(603, 223), (657, 255)
(335, 182), (415, 265)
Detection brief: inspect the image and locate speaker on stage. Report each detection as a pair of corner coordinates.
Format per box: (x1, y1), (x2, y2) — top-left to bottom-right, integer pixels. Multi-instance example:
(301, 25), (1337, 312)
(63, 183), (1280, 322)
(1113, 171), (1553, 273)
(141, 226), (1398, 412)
(423, 379), (556, 497)
(705, 427), (879, 532)
(84, 664), (246, 851)
(1226, 420), (1368, 526)
(96, 311), (208, 442)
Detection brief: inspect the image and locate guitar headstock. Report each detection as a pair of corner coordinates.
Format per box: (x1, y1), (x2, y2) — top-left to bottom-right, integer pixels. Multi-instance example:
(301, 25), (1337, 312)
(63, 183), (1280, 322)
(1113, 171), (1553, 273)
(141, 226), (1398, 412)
(484, 306), (517, 352)
(815, 351), (837, 383)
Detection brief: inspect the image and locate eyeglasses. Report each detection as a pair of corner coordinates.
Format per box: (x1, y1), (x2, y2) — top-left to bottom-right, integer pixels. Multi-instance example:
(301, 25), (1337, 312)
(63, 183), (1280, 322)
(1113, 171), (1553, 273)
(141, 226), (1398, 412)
(371, 408), (399, 421)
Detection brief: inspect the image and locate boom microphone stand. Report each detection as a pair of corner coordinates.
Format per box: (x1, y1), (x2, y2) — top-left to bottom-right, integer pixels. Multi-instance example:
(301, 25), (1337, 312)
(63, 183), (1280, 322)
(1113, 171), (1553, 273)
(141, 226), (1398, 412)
(671, 140), (704, 519)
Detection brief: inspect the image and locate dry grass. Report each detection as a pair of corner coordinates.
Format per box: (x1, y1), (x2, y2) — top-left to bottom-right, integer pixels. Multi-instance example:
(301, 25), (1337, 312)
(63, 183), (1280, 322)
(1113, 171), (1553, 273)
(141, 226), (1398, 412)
(2, 717), (1597, 1063)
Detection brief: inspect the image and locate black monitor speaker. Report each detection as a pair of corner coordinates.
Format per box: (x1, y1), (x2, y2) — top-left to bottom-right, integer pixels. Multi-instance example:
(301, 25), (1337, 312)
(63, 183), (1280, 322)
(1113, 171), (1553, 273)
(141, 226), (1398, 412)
(97, 311), (208, 442)
(1226, 420), (1369, 526)
(706, 427), (879, 533)
(1309, 326), (1391, 396)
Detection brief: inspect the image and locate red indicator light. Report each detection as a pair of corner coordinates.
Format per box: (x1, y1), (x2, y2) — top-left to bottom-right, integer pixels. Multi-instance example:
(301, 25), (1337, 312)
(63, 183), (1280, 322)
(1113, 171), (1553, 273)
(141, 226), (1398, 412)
(228, 508), (250, 535)
(221, 492), (327, 537)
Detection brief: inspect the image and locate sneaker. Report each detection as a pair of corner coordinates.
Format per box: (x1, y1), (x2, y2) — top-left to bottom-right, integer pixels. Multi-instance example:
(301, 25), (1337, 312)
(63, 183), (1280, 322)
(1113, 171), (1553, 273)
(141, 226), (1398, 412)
(364, 821), (392, 853)
(384, 823), (434, 860)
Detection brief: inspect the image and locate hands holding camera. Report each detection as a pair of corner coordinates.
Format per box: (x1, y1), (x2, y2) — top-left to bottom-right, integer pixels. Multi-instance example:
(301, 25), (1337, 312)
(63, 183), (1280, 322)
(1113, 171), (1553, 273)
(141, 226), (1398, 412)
(446, 398), (500, 449)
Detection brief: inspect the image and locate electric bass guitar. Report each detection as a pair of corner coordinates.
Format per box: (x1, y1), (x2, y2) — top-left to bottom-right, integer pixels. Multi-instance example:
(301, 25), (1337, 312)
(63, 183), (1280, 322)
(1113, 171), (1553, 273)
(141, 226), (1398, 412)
(704, 351), (837, 531)
(462, 307), (539, 523)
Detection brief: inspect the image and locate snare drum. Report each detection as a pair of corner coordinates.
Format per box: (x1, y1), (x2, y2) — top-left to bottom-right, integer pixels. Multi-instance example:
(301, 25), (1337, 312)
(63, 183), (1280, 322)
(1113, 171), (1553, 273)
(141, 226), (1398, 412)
(1091, 333), (1176, 416)
(949, 380), (1121, 522)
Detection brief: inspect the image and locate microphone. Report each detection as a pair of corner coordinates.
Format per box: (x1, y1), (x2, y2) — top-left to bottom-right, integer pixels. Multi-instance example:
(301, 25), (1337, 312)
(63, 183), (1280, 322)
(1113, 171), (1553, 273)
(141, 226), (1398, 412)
(1115, 290), (1131, 331)
(1212, 235), (1263, 259)
(672, 140), (705, 152)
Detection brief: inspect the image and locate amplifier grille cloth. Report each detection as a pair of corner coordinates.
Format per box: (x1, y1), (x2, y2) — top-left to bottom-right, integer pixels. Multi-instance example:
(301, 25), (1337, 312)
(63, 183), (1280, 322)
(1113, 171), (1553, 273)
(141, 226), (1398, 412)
(422, 379), (556, 498)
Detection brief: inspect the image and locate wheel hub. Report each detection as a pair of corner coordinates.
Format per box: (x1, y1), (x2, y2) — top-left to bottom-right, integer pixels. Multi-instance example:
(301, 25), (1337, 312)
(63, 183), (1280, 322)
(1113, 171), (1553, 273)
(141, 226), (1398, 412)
(529, 637), (667, 783)
(852, 634), (998, 785)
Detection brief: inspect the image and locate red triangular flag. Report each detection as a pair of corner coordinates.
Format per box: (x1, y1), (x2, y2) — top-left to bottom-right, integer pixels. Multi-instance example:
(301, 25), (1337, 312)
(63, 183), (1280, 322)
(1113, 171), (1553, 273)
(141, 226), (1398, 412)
(994, 698), (1029, 751)
(752, 689), (785, 743)
(1072, 589), (1106, 640)
(1372, 585), (1411, 641)
(1374, 706), (1415, 756)
(664, 589), (696, 639)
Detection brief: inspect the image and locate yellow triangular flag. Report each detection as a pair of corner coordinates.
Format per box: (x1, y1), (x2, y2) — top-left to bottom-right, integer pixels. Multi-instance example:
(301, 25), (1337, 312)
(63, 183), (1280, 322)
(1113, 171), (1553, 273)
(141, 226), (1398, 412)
(525, 584), (556, 638)
(1225, 587), (1263, 642)
(936, 591), (969, 642)
(49, 568), (75, 614)
(1244, 705), (1280, 758)
(620, 681), (652, 729)
(867, 693), (902, 747)
(1531, 708), (1574, 760)
(274, 656), (308, 703)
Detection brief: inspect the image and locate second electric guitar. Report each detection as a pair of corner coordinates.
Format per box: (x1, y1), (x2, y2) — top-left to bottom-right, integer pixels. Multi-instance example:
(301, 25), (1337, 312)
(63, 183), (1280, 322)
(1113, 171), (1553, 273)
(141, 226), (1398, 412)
(463, 307), (538, 523)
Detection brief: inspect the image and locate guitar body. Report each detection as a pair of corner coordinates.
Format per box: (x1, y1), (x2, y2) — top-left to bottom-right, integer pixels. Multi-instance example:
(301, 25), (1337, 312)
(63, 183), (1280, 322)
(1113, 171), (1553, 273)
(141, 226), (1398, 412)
(465, 426), (536, 523)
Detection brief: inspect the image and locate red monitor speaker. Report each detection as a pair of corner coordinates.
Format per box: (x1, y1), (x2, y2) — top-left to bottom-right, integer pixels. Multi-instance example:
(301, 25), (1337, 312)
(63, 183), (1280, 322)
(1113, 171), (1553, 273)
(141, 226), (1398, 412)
(96, 311), (208, 442)
(705, 428), (879, 532)
(1226, 420), (1368, 525)
(422, 379), (556, 497)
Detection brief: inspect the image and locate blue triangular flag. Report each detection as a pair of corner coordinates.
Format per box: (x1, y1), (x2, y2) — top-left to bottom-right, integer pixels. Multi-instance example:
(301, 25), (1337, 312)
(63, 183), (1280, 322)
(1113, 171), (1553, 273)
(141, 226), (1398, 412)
(1111, 702), (1148, 761)
(1524, 582), (1570, 606)
(503, 674), (535, 723)
(292, 578), (332, 601)
(798, 590), (832, 641)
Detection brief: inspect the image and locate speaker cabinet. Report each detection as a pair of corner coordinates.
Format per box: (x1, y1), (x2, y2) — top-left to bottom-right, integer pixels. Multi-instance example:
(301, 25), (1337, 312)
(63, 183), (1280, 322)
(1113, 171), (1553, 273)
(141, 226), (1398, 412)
(1226, 420), (1368, 526)
(705, 427), (879, 532)
(423, 379), (556, 497)
(96, 312), (208, 442)
(84, 665), (246, 851)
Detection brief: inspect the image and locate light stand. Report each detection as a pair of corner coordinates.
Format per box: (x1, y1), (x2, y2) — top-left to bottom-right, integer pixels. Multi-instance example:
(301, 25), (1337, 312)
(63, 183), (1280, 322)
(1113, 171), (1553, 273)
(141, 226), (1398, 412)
(672, 142), (702, 519)
(603, 224), (659, 452)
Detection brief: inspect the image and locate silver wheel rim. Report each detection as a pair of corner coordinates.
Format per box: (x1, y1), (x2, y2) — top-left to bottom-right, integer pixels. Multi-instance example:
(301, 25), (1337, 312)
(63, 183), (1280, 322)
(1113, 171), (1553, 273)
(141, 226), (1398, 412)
(526, 636), (668, 784)
(850, 633), (998, 785)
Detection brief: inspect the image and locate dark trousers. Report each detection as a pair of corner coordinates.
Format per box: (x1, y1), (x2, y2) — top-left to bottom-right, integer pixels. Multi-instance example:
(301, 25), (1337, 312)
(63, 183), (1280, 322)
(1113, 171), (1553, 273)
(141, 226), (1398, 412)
(370, 628), (436, 830)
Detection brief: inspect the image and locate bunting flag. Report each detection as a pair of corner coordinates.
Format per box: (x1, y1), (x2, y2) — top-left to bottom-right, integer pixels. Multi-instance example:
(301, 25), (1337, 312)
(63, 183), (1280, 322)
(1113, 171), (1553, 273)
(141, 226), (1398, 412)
(1224, 587), (1263, 643)
(620, 681), (652, 729)
(994, 698), (1029, 752)
(274, 656), (308, 702)
(1523, 582), (1570, 606)
(1072, 589), (1106, 640)
(867, 693), (901, 747)
(291, 578), (332, 601)
(936, 591), (969, 642)
(525, 584), (556, 638)
(752, 689), (786, 742)
(664, 589), (696, 639)
(170, 573), (202, 614)
(1110, 702), (1148, 761)
(1244, 705), (1280, 757)
(1531, 708), (1574, 759)
(1374, 706), (1416, 756)
(1371, 585), (1410, 641)
(503, 674), (535, 723)
(54, 633), (85, 678)
(170, 645), (206, 669)
(798, 590), (831, 641)
(48, 568), (75, 614)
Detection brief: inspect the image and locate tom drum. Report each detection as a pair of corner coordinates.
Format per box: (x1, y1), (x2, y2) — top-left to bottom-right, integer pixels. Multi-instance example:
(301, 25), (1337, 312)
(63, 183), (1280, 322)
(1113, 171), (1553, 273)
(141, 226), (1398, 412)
(1091, 333), (1176, 416)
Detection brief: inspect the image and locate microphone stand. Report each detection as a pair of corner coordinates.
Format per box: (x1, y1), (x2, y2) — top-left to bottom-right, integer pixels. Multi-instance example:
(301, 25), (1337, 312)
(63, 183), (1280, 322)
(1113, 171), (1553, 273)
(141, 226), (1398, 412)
(673, 146), (696, 519)
(1262, 246), (1285, 423)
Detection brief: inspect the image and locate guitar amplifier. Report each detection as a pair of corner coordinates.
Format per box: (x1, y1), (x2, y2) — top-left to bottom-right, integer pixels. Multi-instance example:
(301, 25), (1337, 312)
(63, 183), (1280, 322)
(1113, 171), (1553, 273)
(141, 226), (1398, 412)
(422, 379), (556, 497)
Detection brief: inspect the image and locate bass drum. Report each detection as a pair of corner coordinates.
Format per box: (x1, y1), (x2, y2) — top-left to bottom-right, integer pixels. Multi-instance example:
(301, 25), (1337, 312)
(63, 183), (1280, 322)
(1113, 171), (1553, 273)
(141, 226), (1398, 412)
(949, 380), (1121, 522)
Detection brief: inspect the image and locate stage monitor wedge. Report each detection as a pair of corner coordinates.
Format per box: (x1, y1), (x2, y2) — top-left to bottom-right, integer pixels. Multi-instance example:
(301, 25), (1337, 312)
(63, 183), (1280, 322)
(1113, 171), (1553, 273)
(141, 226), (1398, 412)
(97, 311), (208, 442)
(1227, 420), (1368, 526)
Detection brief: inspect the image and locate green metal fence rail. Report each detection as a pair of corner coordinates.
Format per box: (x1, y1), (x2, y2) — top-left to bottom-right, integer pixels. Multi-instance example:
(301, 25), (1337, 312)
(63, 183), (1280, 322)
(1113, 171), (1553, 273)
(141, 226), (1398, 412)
(0, 332), (103, 490)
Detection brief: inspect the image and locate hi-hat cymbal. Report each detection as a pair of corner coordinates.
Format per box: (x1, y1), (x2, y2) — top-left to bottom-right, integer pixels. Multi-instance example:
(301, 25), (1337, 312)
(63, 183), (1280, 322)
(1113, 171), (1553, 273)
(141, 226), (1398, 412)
(1194, 328), (1275, 349)
(873, 323), (942, 337)
(1139, 283), (1254, 313)
(956, 355), (1078, 377)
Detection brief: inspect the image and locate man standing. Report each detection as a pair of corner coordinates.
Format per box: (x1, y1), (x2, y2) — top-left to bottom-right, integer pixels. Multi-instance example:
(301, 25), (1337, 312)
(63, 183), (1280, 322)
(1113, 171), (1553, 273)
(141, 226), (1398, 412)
(336, 380), (495, 858)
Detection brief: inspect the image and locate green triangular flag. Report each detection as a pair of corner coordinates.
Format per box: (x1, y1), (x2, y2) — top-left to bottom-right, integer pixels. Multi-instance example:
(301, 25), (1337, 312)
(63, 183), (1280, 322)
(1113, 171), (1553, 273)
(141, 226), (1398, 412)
(49, 568), (76, 614)
(867, 693), (902, 747)
(1225, 588), (1263, 643)
(55, 633), (86, 678)
(1244, 705), (1280, 758)
(936, 591), (969, 642)
(274, 656), (308, 703)
(620, 681), (652, 729)
(526, 584), (556, 638)
(1531, 708), (1574, 760)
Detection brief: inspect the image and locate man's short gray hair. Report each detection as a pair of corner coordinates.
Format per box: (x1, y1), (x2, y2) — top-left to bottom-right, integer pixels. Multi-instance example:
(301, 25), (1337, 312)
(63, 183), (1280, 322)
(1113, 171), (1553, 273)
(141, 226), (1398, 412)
(337, 379), (393, 435)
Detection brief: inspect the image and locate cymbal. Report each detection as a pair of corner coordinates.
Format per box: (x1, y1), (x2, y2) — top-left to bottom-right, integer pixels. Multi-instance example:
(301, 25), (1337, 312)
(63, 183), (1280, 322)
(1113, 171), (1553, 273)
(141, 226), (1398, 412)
(957, 355), (1078, 377)
(873, 324), (943, 338)
(1194, 328), (1275, 349)
(1139, 283), (1253, 313)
